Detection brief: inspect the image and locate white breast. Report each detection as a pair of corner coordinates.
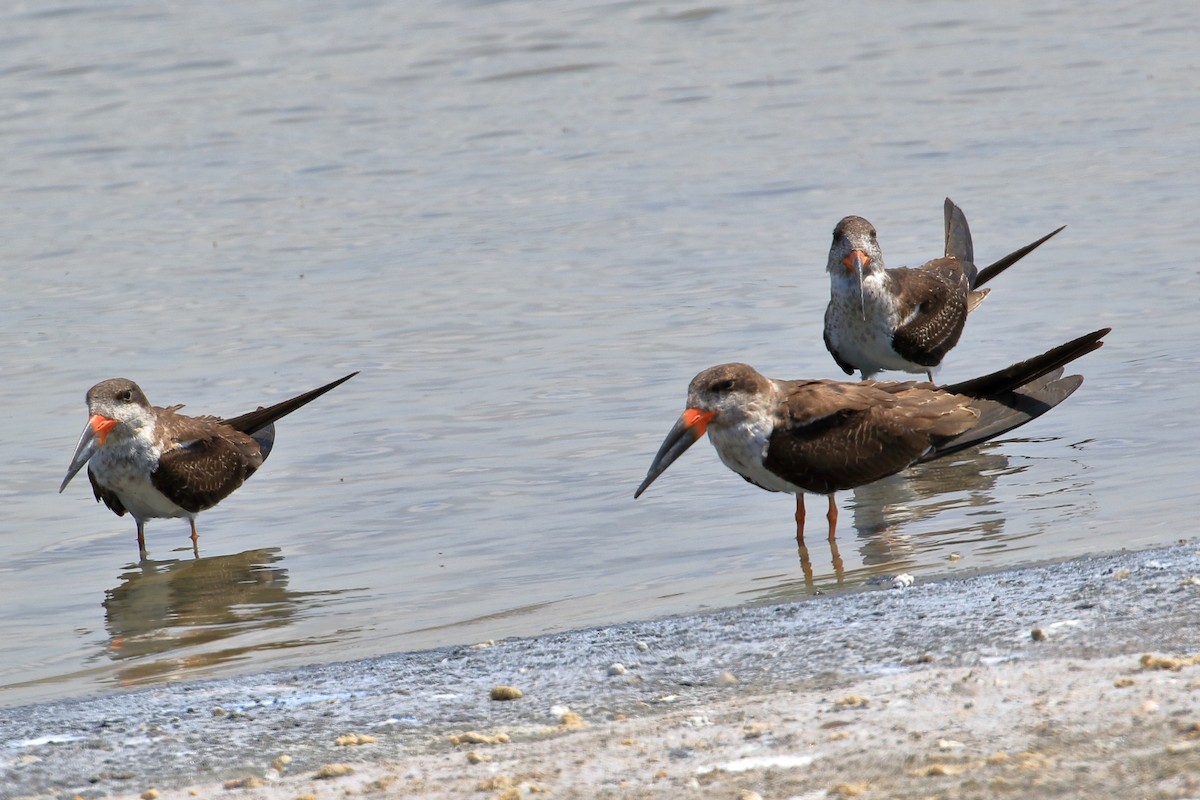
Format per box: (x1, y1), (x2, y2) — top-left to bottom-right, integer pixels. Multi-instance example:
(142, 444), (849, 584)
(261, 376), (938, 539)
(706, 392), (809, 495)
(826, 272), (922, 374)
(88, 431), (189, 521)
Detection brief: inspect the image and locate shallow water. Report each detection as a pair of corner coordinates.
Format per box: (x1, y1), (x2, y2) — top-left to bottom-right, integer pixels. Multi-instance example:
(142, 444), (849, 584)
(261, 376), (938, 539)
(0, 0), (1196, 706)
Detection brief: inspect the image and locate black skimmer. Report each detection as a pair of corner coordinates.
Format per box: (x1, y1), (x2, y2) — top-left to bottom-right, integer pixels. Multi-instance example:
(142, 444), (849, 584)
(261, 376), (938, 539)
(635, 329), (1108, 542)
(60, 372), (358, 554)
(824, 198), (1065, 380)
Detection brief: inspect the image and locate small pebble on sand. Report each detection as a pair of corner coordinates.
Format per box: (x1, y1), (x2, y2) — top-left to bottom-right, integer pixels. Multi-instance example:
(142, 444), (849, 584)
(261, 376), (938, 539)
(1141, 652), (1200, 671)
(335, 733), (377, 746)
(314, 764), (355, 779)
(449, 731), (511, 745)
(921, 763), (962, 777)
(559, 711), (587, 729)
(490, 685), (524, 701)
(222, 777), (263, 789)
(743, 722), (770, 739)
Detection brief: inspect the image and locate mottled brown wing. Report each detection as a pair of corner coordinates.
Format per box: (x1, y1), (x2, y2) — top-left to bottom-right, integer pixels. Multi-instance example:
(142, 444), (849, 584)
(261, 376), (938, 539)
(89, 467), (128, 517)
(763, 380), (978, 493)
(888, 261), (970, 368)
(150, 426), (266, 514)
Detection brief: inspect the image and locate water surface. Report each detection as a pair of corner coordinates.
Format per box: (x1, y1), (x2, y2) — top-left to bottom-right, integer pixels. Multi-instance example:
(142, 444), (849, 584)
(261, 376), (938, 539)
(0, 0), (1196, 706)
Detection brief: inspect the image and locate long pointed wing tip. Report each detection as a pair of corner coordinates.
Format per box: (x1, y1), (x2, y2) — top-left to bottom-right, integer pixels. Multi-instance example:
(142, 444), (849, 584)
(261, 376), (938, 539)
(1080, 327), (1111, 350)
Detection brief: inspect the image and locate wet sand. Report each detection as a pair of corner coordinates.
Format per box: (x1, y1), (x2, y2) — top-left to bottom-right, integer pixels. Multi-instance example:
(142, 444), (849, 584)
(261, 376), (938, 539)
(4, 542), (1200, 800)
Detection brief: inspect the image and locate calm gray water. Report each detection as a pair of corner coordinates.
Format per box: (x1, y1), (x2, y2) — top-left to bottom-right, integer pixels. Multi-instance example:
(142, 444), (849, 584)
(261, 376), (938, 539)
(0, 0), (1196, 707)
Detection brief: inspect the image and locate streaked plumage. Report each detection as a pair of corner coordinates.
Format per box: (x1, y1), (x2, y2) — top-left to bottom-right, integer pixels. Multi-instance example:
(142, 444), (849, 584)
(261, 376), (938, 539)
(824, 198), (1065, 380)
(636, 329), (1108, 541)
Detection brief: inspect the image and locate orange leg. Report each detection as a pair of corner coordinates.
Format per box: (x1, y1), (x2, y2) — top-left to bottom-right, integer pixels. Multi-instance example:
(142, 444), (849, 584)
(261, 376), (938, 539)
(794, 495), (806, 543)
(189, 519), (200, 558)
(136, 519), (147, 555)
(825, 494), (839, 542)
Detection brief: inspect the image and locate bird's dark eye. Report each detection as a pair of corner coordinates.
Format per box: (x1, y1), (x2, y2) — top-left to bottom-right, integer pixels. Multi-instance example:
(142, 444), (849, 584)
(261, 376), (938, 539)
(712, 379), (735, 393)
(869, 228), (877, 241)
(118, 390), (132, 402)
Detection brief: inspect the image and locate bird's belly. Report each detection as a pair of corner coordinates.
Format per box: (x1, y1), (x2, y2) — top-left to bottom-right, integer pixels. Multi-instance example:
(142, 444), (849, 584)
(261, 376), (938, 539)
(840, 329), (920, 372)
(91, 452), (188, 520)
(827, 285), (925, 374)
(828, 303), (921, 373)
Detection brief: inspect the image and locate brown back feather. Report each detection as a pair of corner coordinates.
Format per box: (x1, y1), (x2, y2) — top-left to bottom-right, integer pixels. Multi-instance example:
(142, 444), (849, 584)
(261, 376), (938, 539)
(764, 381), (978, 493)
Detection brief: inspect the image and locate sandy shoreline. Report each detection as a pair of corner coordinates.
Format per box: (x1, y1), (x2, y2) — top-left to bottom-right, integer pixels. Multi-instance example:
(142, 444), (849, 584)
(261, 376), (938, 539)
(3, 543), (1200, 799)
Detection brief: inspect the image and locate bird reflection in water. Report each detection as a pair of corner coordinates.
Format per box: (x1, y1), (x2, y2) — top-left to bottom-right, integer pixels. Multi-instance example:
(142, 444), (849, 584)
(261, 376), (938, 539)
(102, 547), (348, 687)
(784, 443), (1015, 596)
(850, 444), (1014, 562)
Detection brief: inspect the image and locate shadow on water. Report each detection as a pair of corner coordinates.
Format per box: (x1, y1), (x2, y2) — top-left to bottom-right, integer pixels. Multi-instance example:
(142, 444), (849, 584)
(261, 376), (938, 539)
(747, 443), (1029, 601)
(99, 547), (357, 688)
